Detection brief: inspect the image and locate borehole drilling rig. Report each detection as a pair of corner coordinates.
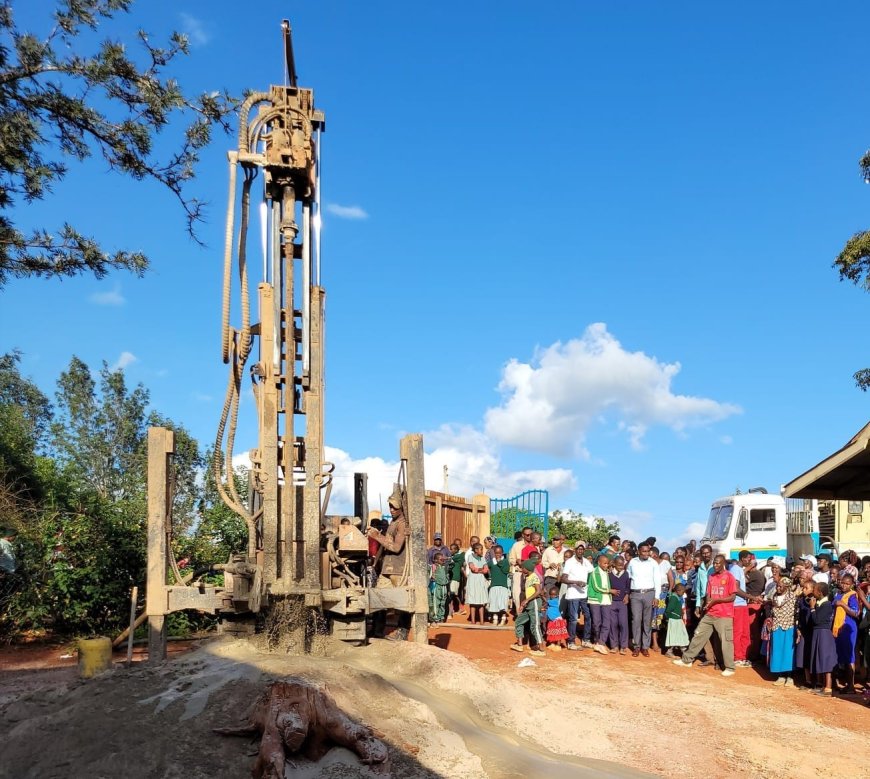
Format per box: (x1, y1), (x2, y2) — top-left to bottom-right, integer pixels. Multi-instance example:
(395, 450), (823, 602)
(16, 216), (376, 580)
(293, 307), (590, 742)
(144, 22), (428, 659)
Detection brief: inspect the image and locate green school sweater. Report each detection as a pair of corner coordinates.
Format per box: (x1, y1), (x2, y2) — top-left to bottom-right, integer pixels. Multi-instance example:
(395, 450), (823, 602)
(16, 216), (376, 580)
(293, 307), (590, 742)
(489, 557), (510, 588)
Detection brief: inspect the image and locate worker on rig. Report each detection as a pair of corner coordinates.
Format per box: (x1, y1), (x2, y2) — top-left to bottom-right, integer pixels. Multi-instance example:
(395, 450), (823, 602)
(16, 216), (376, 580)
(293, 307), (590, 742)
(367, 487), (413, 641)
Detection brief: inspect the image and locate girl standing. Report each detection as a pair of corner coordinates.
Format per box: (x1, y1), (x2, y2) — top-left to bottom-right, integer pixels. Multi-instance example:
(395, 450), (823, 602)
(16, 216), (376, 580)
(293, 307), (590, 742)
(808, 581), (838, 696)
(465, 542), (489, 625)
(664, 582), (689, 657)
(833, 573), (859, 694)
(486, 545), (511, 625)
(545, 585), (569, 651)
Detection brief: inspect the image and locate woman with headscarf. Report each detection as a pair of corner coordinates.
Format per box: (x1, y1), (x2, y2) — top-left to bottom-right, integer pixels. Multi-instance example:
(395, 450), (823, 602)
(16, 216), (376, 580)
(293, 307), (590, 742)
(510, 559), (545, 656)
(767, 575), (796, 685)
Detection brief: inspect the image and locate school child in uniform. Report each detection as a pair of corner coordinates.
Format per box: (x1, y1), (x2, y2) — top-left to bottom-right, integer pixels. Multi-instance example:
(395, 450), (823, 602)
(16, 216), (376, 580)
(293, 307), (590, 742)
(833, 573), (860, 694)
(664, 582), (689, 657)
(429, 552), (450, 624)
(486, 545), (511, 625)
(449, 543), (465, 618)
(511, 559), (546, 656)
(587, 554), (613, 655)
(545, 586), (569, 651)
(608, 555), (631, 654)
(808, 581), (838, 696)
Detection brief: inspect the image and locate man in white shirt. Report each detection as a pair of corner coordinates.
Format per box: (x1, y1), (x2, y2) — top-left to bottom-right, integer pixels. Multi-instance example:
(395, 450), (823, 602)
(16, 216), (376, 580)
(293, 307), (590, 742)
(627, 543), (662, 657)
(561, 542), (594, 649)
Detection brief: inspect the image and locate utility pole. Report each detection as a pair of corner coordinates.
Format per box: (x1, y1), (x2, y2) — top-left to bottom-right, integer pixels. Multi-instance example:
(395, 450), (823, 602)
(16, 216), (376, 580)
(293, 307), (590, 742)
(443, 464), (449, 493)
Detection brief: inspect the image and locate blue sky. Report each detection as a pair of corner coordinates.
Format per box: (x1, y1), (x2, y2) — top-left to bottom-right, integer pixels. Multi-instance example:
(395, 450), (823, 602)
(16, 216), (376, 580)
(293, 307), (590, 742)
(3, 1), (870, 547)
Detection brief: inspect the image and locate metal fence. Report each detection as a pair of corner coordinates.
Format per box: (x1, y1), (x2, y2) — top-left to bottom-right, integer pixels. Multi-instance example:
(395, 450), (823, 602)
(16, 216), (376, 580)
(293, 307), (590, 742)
(489, 490), (549, 544)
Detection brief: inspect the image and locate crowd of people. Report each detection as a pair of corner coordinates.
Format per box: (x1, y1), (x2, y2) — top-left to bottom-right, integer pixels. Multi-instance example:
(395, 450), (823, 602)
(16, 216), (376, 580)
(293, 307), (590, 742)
(425, 528), (870, 698)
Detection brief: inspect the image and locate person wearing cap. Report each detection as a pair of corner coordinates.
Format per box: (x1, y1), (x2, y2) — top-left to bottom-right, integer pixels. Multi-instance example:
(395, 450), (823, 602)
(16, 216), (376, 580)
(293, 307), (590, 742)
(367, 487), (413, 641)
(541, 535), (565, 592)
(427, 532), (448, 566)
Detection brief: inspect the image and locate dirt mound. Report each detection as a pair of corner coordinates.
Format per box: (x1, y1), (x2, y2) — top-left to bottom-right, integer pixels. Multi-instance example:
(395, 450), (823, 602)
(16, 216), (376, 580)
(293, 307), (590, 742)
(0, 637), (647, 779)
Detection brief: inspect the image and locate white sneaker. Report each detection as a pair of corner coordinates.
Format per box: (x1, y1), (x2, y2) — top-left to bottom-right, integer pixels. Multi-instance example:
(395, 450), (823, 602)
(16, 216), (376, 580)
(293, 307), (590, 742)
(566, 644), (581, 651)
(721, 668), (735, 677)
(491, 616), (498, 625)
(673, 658), (692, 667)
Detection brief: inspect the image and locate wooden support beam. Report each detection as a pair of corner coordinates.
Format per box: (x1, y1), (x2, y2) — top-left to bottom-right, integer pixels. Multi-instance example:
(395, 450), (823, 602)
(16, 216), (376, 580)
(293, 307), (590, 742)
(146, 426), (174, 664)
(400, 433), (429, 644)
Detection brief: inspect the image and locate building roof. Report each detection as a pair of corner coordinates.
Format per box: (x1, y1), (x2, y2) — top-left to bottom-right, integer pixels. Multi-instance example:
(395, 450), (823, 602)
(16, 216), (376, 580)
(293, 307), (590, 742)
(782, 421), (870, 500)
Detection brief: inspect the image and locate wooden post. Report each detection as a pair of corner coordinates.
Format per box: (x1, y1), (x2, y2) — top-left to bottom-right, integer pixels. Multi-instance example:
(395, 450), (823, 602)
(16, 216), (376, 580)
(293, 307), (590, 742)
(146, 426), (174, 664)
(303, 287), (325, 599)
(126, 585), (138, 667)
(260, 282), (279, 585)
(400, 434), (428, 644)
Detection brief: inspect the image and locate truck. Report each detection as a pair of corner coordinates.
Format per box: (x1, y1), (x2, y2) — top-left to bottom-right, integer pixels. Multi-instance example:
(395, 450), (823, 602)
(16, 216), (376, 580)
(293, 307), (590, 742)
(702, 488), (870, 562)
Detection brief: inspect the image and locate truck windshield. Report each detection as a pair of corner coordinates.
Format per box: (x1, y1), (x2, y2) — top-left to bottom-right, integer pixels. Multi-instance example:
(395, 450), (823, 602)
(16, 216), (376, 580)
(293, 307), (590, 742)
(703, 505), (734, 541)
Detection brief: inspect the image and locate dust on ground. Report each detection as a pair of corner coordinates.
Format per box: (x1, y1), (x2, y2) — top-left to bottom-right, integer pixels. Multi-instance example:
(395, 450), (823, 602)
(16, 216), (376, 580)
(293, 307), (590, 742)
(0, 625), (867, 778)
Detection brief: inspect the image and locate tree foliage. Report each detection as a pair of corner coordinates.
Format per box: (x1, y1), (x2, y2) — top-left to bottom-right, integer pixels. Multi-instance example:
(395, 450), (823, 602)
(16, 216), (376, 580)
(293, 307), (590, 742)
(550, 509), (621, 550)
(0, 0), (235, 285)
(0, 353), (246, 640)
(834, 150), (870, 390)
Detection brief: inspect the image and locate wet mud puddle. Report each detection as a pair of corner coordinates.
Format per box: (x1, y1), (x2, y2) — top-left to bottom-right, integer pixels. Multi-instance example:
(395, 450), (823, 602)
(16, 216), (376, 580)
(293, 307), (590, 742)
(340, 651), (654, 779)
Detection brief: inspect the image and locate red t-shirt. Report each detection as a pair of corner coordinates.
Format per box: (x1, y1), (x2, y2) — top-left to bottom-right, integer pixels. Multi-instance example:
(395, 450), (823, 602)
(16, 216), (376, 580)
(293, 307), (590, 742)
(705, 570), (737, 618)
(520, 543), (537, 561)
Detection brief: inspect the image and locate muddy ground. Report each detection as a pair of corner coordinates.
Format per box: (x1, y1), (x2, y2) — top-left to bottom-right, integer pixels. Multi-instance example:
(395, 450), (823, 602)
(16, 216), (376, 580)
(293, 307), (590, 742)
(0, 624), (867, 778)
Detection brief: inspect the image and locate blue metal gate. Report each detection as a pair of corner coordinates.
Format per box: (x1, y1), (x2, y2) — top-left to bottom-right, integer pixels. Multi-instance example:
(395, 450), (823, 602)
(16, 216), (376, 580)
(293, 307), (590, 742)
(490, 490), (549, 552)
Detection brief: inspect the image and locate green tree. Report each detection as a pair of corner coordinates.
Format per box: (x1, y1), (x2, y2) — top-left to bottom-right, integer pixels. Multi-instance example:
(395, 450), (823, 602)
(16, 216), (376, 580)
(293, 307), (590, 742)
(0, 0), (235, 285)
(835, 150), (870, 389)
(51, 356), (149, 502)
(182, 448), (247, 568)
(550, 509), (621, 549)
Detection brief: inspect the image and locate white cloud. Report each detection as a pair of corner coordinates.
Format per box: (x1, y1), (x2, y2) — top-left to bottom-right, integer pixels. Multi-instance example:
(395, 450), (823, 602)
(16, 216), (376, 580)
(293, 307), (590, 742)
(326, 203), (369, 220)
(179, 12), (210, 47)
(111, 351), (137, 371)
(321, 425), (575, 516)
(89, 284), (125, 306)
(484, 323), (741, 457)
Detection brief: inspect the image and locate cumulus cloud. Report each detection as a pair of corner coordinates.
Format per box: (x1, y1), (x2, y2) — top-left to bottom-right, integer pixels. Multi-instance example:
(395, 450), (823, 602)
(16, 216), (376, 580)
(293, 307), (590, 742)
(89, 284), (125, 306)
(179, 12), (210, 46)
(326, 203), (368, 220)
(322, 425), (575, 515)
(484, 323), (741, 456)
(111, 351), (137, 371)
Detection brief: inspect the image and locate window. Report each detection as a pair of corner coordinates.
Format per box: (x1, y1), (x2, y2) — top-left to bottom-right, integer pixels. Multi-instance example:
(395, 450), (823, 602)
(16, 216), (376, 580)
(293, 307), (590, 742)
(749, 508), (776, 531)
(703, 505), (734, 541)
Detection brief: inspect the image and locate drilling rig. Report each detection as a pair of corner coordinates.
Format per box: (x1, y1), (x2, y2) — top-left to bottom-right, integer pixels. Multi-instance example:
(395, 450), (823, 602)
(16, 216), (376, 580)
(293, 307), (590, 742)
(144, 22), (428, 658)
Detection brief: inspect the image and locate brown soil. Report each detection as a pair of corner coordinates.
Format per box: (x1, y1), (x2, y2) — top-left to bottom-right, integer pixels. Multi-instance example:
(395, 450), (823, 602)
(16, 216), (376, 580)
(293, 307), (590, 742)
(0, 626), (866, 778)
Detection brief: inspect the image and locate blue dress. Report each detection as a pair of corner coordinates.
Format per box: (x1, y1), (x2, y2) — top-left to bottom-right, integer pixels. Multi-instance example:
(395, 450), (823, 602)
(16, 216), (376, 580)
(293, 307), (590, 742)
(833, 592), (858, 666)
(809, 600), (837, 674)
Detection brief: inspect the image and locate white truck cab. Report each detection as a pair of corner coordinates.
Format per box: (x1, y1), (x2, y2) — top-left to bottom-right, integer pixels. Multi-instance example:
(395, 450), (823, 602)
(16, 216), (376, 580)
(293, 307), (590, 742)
(702, 489), (788, 562)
